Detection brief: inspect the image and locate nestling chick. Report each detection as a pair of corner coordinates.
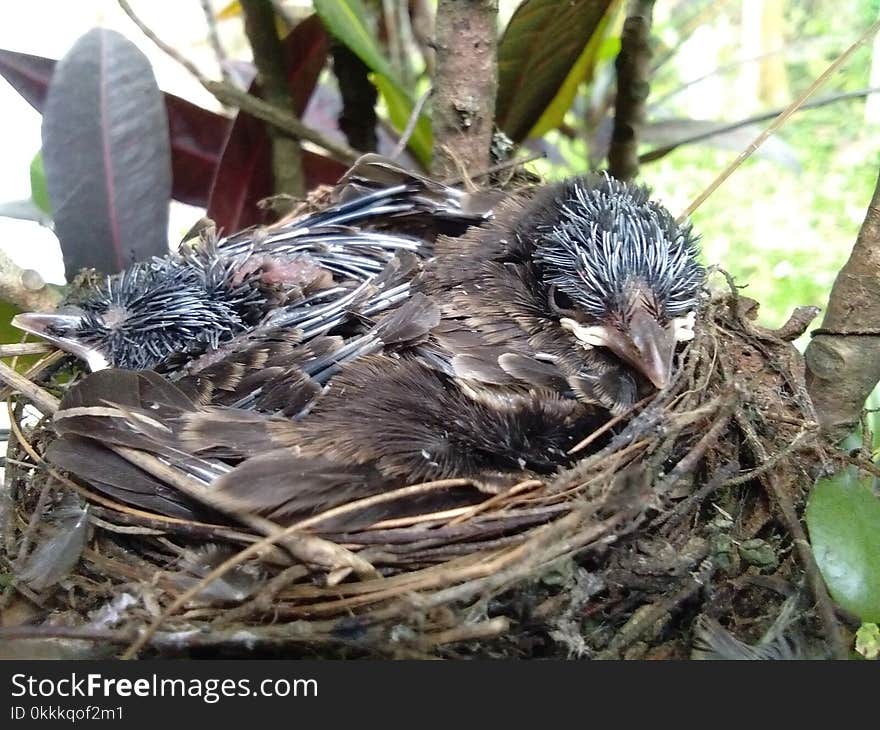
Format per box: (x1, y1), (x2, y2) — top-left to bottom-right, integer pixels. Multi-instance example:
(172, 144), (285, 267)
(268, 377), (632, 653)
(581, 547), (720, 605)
(419, 172), (704, 412)
(45, 162), (706, 523)
(14, 156), (491, 372)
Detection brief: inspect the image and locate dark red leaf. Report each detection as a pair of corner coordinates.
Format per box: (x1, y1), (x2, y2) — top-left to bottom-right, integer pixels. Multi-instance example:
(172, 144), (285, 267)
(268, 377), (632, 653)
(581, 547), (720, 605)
(164, 96), (231, 207)
(42, 28), (171, 276)
(0, 47), (228, 209)
(205, 113), (272, 234)
(207, 14), (337, 231)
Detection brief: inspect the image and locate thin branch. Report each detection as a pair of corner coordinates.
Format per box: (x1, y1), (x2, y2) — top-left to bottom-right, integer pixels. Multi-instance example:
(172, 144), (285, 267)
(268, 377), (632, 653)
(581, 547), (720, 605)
(678, 17), (880, 222)
(0, 360), (60, 415)
(240, 0), (305, 200)
(608, 0), (655, 181)
(734, 412), (849, 660)
(199, 0), (231, 83)
(118, 0), (359, 164)
(331, 42), (378, 153)
(641, 87), (880, 165)
(206, 82), (359, 163)
(391, 86), (431, 159)
(0, 250), (62, 312)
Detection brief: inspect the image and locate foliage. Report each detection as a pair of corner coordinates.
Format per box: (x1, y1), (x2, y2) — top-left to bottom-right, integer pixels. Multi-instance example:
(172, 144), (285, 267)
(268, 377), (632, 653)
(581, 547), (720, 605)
(42, 28), (171, 278)
(805, 470), (880, 623)
(855, 622), (879, 659)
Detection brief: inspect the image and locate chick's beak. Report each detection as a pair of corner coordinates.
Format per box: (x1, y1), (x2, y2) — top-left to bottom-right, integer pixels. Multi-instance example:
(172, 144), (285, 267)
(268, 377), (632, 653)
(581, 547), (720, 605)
(12, 311), (110, 372)
(623, 307), (675, 389)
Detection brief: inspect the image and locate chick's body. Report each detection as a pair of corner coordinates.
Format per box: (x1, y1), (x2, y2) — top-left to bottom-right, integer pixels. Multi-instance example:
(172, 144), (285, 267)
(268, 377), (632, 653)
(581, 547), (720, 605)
(45, 161), (705, 522)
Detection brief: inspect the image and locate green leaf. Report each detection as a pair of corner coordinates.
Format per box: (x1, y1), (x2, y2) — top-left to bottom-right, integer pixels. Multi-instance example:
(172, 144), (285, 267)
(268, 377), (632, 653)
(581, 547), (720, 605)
(806, 470), (880, 622)
(528, 1), (622, 138)
(497, 0), (615, 142)
(314, 0), (395, 79)
(29, 151), (51, 216)
(313, 0), (430, 164)
(855, 623), (879, 659)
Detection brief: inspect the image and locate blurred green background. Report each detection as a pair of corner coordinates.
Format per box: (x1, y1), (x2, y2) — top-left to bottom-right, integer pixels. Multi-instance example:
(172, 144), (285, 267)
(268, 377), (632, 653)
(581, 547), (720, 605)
(529, 0), (880, 332)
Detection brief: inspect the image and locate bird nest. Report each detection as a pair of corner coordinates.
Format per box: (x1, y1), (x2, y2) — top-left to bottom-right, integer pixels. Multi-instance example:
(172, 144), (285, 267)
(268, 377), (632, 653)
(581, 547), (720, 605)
(0, 278), (851, 659)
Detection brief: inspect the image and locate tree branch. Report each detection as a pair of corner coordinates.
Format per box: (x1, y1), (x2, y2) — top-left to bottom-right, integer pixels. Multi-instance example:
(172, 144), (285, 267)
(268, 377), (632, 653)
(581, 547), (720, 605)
(640, 87), (880, 165)
(432, 0), (498, 178)
(805, 168), (880, 440)
(0, 250), (61, 312)
(240, 0), (305, 200)
(117, 0), (359, 165)
(608, 0), (655, 182)
(199, 0), (231, 84)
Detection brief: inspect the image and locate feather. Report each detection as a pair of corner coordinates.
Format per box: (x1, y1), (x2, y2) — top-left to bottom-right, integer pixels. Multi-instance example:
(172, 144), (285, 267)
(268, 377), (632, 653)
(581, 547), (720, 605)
(45, 436), (201, 519)
(498, 353), (570, 391)
(176, 408), (298, 457)
(209, 450), (385, 520)
(691, 616), (804, 661)
(16, 492), (90, 590)
(374, 292), (441, 346)
(167, 545), (264, 605)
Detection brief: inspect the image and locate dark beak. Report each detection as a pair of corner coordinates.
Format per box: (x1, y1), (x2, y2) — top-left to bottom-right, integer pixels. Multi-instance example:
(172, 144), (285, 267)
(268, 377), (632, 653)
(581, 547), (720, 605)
(603, 307), (675, 389)
(626, 307), (675, 388)
(12, 311), (109, 371)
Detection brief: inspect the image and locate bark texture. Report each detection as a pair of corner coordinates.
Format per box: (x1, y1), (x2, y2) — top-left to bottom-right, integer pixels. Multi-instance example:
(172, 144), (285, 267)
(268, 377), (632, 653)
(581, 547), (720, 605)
(608, 0), (655, 182)
(805, 168), (880, 441)
(432, 0), (498, 178)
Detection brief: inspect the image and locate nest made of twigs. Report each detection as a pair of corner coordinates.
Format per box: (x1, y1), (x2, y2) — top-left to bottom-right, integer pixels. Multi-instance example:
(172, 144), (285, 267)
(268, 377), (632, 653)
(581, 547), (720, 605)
(0, 277), (854, 659)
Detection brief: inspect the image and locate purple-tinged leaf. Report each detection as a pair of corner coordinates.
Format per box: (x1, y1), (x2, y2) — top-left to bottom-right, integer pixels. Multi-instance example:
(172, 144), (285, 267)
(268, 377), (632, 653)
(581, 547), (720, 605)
(0, 48), (54, 110)
(0, 47), (227, 209)
(42, 28), (172, 276)
(207, 14), (335, 231)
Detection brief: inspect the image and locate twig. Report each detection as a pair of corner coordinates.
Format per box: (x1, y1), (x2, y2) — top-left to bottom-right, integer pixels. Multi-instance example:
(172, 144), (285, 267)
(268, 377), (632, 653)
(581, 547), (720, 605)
(0, 350), (65, 403)
(331, 42), (378, 153)
(109, 444), (377, 578)
(0, 360), (59, 415)
(117, 0), (359, 164)
(678, 17), (880, 222)
(597, 561), (713, 659)
(733, 411), (848, 660)
(391, 86), (432, 160)
(240, 0), (305, 199)
(0, 343), (53, 357)
(199, 0), (231, 83)
(445, 480), (543, 527)
(641, 87), (880, 165)
(444, 151), (544, 185)
(655, 401), (734, 493)
(418, 617), (510, 647)
(608, 0), (655, 181)
(568, 395), (653, 455)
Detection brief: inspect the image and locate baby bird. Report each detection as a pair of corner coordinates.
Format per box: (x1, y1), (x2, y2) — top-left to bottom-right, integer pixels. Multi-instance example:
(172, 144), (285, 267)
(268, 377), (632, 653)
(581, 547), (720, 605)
(44, 161), (705, 523)
(13, 155), (492, 372)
